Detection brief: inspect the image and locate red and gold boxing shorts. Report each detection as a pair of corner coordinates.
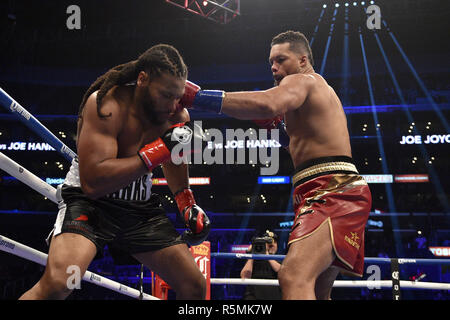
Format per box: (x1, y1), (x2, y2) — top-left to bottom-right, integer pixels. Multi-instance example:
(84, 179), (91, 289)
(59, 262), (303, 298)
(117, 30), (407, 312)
(288, 156), (372, 277)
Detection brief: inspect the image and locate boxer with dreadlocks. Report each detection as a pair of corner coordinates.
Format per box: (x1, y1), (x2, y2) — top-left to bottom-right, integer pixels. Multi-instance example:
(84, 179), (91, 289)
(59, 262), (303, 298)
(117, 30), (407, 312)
(20, 44), (210, 300)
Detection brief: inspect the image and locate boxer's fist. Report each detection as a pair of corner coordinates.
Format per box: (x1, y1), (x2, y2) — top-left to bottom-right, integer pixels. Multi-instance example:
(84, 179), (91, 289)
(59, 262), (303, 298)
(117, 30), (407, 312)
(178, 80), (201, 109)
(138, 122), (201, 171)
(252, 115), (283, 130)
(175, 188), (211, 246)
(178, 80), (224, 114)
(252, 116), (290, 148)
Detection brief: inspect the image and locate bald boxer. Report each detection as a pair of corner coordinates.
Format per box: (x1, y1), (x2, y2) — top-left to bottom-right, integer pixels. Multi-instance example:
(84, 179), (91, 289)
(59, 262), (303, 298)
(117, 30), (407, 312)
(20, 44), (210, 300)
(179, 31), (372, 300)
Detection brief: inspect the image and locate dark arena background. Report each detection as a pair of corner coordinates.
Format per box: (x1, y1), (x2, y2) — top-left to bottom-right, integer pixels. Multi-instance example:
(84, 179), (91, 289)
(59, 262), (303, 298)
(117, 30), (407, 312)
(0, 0), (449, 302)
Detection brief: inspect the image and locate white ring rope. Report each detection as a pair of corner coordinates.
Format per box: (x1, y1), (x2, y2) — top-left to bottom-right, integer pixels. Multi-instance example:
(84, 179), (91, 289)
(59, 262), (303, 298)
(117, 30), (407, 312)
(210, 278), (450, 290)
(0, 152), (59, 203)
(2, 230), (446, 298)
(0, 234), (159, 300)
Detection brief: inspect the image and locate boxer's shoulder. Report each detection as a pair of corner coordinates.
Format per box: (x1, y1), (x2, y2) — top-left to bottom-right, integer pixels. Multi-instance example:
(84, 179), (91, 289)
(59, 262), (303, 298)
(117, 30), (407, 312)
(82, 88), (127, 134)
(281, 73), (316, 86)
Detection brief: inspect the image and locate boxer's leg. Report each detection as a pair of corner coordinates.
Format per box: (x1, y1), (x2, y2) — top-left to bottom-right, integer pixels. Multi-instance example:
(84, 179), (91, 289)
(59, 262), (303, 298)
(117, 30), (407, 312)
(315, 266), (340, 300)
(278, 220), (336, 300)
(133, 243), (206, 300)
(19, 233), (97, 300)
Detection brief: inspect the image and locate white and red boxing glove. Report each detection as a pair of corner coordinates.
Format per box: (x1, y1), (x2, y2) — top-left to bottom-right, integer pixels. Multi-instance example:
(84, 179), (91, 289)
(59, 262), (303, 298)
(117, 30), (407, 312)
(138, 121), (204, 171)
(175, 188), (211, 246)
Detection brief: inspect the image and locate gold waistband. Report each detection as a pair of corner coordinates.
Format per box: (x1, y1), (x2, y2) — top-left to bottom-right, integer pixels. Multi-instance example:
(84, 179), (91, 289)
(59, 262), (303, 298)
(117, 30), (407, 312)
(292, 161), (358, 186)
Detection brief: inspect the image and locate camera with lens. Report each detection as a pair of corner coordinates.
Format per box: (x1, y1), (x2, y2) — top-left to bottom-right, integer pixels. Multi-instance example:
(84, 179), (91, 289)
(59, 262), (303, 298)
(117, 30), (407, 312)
(251, 235), (274, 254)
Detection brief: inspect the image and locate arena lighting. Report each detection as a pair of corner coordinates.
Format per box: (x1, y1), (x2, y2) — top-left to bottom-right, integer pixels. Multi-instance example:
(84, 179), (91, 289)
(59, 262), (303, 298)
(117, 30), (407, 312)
(310, 5), (327, 47)
(320, 6), (339, 75)
(373, 21), (449, 213)
(165, 0), (240, 24)
(359, 28), (402, 256)
(383, 20), (449, 132)
(340, 6), (350, 105)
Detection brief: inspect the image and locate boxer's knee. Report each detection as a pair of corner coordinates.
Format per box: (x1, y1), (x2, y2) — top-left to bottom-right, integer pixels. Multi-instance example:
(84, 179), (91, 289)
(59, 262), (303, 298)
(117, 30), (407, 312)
(278, 264), (315, 298)
(176, 272), (206, 299)
(29, 269), (74, 300)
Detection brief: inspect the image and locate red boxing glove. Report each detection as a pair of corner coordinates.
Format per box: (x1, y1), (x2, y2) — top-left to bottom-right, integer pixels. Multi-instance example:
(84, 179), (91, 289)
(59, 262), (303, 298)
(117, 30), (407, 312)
(138, 138), (171, 171)
(178, 80), (201, 109)
(252, 115), (283, 130)
(177, 80), (224, 114)
(138, 122), (193, 171)
(175, 188), (211, 246)
(252, 115), (290, 148)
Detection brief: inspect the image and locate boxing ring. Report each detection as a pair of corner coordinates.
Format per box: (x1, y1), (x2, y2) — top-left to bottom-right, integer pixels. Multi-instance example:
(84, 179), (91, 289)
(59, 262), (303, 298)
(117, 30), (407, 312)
(1, 87), (449, 300)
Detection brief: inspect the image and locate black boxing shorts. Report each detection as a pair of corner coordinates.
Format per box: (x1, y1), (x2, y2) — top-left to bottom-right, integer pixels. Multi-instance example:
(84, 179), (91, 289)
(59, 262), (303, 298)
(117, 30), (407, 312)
(289, 156), (372, 276)
(48, 185), (185, 262)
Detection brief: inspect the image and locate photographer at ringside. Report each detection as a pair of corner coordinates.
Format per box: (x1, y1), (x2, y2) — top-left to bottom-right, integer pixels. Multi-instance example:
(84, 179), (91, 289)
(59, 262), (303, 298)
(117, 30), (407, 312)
(240, 230), (282, 300)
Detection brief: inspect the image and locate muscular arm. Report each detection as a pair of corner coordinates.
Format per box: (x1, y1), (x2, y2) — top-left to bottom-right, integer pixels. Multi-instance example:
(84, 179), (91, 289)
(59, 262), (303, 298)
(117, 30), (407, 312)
(221, 74), (313, 120)
(77, 92), (147, 199)
(162, 107), (191, 195)
(161, 162), (189, 195)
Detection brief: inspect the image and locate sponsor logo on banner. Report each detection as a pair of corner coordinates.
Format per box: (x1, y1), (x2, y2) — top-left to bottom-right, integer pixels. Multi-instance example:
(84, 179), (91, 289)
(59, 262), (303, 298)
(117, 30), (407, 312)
(89, 273), (101, 283)
(229, 244), (251, 253)
(400, 134), (450, 145)
(194, 256), (210, 278)
(398, 259), (417, 264)
(394, 174), (429, 183)
(152, 177), (210, 186)
(361, 174), (393, 184)
(0, 238), (15, 250)
(0, 141), (56, 151)
(429, 247), (450, 257)
(258, 176), (290, 184)
(192, 243), (210, 256)
(190, 242), (211, 300)
(119, 284), (128, 292)
(10, 101), (31, 120)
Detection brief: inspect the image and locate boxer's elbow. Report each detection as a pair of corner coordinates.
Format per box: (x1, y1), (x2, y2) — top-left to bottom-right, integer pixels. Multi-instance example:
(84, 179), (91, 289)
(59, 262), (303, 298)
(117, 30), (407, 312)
(258, 103), (279, 118)
(80, 179), (102, 200)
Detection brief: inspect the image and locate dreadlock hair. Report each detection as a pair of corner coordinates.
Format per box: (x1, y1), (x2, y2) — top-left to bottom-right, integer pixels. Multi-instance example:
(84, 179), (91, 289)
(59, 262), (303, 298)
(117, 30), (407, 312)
(78, 44), (188, 120)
